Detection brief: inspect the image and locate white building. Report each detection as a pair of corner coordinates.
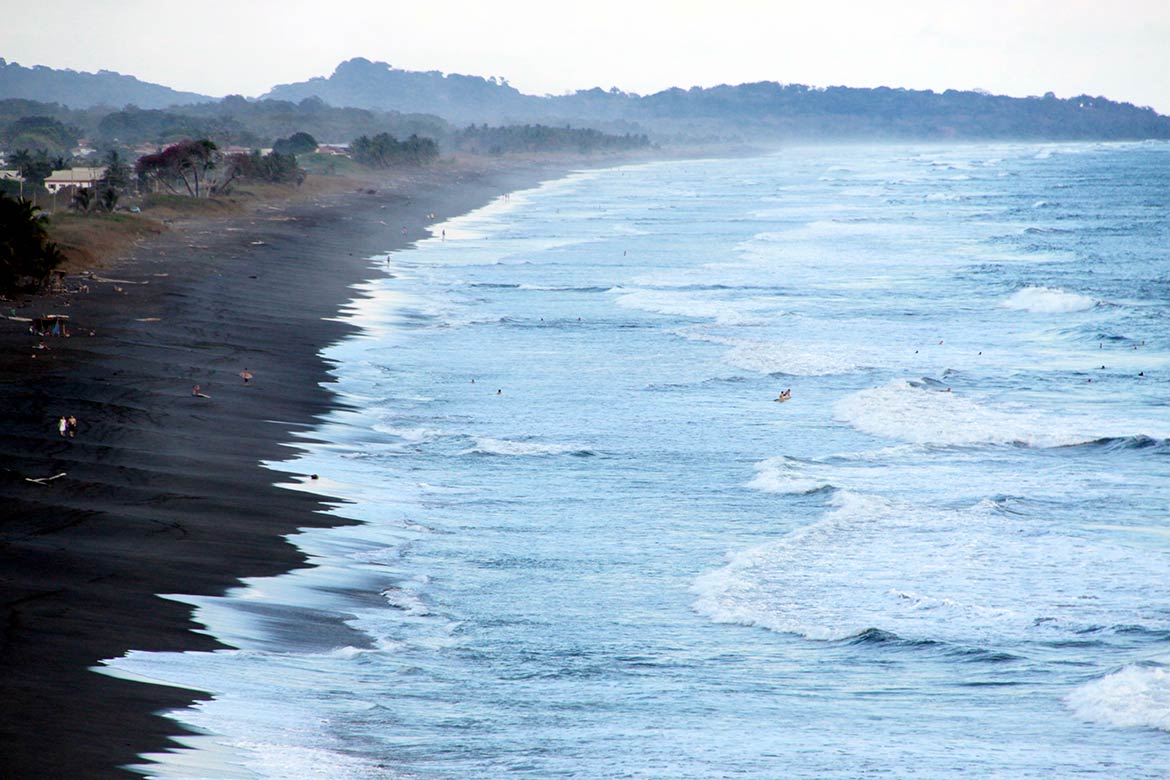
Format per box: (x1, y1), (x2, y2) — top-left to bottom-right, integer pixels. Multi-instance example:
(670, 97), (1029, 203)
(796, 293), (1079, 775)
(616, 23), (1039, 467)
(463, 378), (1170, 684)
(44, 167), (106, 193)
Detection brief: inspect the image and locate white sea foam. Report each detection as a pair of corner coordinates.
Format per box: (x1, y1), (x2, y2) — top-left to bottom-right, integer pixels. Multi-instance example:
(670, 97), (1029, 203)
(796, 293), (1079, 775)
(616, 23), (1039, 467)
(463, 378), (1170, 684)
(834, 380), (1090, 447)
(1066, 665), (1170, 731)
(613, 287), (773, 325)
(748, 457), (833, 494)
(724, 339), (867, 376)
(464, 437), (587, 456)
(372, 424), (442, 443)
(693, 491), (1170, 644)
(771, 220), (922, 240)
(382, 584), (431, 616)
(105, 648), (402, 780)
(1001, 286), (1097, 313)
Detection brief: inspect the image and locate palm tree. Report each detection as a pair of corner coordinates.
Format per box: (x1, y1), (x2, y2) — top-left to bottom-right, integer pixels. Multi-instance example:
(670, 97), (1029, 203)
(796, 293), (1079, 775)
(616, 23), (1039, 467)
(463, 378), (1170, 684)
(0, 192), (65, 293)
(72, 187), (94, 213)
(101, 149), (131, 193)
(99, 187), (119, 213)
(8, 148), (33, 172)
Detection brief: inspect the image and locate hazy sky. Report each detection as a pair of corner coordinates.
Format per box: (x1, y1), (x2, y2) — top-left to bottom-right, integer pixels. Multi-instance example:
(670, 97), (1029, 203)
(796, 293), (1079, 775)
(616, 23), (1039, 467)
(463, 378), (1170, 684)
(6, 0), (1170, 112)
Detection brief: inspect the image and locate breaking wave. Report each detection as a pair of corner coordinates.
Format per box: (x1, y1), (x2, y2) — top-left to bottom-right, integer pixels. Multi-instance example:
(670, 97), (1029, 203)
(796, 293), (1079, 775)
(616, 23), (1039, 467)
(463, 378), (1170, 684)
(693, 491), (1170, 646)
(834, 380), (1094, 448)
(1066, 664), (1170, 731)
(1001, 286), (1097, 313)
(463, 437), (595, 457)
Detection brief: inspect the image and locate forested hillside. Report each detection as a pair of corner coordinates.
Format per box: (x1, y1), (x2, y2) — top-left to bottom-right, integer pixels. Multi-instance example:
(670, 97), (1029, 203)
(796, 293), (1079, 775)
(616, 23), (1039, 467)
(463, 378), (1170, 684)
(5, 57), (1170, 142)
(264, 57), (1170, 141)
(0, 58), (210, 109)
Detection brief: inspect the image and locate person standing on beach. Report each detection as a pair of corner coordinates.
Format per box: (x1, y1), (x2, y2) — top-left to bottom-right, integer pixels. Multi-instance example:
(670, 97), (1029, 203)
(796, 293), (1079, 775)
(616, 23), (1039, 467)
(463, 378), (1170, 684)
(57, 416), (67, 437)
(67, 416), (77, 438)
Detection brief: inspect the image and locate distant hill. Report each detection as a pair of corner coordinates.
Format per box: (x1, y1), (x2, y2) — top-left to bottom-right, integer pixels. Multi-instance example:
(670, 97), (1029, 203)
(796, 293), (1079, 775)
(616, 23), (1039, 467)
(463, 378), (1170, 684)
(4, 58), (1169, 142)
(0, 58), (212, 109)
(263, 58), (534, 123)
(265, 57), (1170, 142)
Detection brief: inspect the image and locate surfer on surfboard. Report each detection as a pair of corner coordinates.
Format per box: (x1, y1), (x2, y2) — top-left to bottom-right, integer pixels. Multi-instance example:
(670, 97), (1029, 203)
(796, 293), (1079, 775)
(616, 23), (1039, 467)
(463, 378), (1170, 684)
(774, 388), (791, 402)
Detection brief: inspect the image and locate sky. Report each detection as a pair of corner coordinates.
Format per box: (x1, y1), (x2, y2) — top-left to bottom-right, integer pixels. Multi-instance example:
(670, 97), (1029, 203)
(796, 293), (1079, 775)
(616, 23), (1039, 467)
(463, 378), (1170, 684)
(5, 0), (1170, 113)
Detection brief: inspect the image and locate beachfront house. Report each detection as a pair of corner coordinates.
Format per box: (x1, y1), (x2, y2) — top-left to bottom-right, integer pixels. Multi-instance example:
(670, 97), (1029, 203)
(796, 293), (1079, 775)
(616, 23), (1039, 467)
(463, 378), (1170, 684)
(44, 167), (106, 194)
(0, 169), (24, 196)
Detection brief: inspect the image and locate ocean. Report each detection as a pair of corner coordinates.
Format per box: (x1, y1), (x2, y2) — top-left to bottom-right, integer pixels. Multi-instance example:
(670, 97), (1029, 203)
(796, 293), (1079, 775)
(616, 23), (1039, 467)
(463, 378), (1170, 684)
(105, 142), (1170, 779)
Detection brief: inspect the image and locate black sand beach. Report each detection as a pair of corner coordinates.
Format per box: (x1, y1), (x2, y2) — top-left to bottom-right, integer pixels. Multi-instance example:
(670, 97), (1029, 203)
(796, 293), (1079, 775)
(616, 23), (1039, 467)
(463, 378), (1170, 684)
(0, 161), (574, 778)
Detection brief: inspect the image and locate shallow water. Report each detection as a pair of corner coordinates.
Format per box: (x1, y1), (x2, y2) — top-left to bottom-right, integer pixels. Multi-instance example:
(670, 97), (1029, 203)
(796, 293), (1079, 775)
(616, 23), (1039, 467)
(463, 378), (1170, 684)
(106, 142), (1170, 779)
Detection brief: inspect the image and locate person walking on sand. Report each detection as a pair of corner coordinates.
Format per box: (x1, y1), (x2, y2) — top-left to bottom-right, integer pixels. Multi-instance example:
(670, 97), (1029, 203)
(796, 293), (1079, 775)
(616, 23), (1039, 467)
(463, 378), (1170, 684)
(57, 416), (68, 437)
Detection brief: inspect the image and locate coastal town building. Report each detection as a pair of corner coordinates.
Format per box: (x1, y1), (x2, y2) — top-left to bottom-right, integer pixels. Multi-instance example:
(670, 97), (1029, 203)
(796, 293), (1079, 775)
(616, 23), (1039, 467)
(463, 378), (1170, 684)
(44, 166), (106, 193)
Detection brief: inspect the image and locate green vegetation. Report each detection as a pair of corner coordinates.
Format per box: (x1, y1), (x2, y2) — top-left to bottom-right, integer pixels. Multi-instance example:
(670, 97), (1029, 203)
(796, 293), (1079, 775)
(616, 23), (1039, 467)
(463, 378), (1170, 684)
(272, 131), (318, 155)
(96, 149), (131, 211)
(5, 59), (1170, 148)
(0, 57), (210, 109)
(135, 139), (222, 197)
(6, 148), (67, 186)
(2, 115), (78, 156)
(0, 95), (448, 161)
(454, 124), (650, 155)
(350, 133), (438, 167)
(298, 151), (363, 177)
(86, 97), (444, 152)
(0, 192), (63, 293)
(97, 106), (215, 147)
(224, 149), (304, 186)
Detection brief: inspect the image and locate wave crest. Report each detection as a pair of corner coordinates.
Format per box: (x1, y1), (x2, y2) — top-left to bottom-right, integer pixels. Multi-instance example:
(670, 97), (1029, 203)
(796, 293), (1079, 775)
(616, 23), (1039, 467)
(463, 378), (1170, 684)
(1066, 665), (1170, 731)
(464, 437), (594, 457)
(834, 380), (1093, 448)
(748, 457), (835, 495)
(692, 490), (1170, 646)
(1001, 286), (1097, 314)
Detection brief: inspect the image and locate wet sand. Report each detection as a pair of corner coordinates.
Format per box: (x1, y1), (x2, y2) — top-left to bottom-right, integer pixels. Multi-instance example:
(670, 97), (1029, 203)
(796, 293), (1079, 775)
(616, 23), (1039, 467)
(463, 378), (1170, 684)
(0, 162), (576, 778)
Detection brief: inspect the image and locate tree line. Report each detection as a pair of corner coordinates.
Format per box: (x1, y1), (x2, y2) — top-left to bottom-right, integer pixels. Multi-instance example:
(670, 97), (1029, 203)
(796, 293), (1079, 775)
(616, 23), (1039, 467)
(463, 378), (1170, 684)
(0, 96), (449, 155)
(453, 124), (650, 155)
(349, 133), (438, 167)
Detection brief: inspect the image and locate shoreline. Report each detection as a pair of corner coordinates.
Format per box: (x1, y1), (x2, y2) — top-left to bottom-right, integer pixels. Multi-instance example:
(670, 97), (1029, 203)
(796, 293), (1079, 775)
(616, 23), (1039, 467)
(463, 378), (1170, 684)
(0, 156), (601, 778)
